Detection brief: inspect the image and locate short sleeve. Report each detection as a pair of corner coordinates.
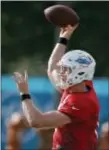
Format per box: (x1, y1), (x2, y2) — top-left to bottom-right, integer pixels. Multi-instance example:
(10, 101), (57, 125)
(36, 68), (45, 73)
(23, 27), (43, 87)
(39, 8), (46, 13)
(58, 95), (90, 122)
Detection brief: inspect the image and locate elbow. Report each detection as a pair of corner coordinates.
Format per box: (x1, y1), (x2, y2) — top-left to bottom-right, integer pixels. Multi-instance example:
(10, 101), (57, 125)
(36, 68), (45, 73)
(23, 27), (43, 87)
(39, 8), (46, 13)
(28, 120), (41, 128)
(27, 119), (36, 128)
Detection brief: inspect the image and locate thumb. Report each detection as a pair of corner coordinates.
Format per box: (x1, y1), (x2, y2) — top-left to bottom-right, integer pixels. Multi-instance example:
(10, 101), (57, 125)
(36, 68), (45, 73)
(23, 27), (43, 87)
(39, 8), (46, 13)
(24, 70), (28, 81)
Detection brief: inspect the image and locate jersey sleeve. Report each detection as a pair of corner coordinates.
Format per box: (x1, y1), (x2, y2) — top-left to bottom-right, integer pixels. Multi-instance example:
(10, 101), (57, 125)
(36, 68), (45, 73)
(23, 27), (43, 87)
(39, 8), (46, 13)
(58, 96), (90, 122)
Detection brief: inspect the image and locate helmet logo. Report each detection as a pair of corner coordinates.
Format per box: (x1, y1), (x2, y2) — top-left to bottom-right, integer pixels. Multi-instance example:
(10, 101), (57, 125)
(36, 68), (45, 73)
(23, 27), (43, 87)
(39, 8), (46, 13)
(75, 56), (92, 66)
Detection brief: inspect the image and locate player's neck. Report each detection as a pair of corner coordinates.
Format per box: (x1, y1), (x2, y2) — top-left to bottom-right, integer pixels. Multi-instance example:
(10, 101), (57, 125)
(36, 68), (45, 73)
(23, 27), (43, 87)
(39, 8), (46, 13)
(66, 82), (86, 94)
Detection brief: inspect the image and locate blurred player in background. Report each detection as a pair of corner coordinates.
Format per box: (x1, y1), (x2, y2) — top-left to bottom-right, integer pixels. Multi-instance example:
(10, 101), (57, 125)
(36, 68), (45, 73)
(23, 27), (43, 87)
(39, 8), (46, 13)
(6, 113), (53, 150)
(98, 122), (109, 150)
(6, 24), (100, 150)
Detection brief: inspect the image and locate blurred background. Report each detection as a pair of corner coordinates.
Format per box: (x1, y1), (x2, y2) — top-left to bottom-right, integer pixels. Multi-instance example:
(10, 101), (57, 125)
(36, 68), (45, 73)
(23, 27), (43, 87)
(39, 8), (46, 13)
(1, 1), (109, 150)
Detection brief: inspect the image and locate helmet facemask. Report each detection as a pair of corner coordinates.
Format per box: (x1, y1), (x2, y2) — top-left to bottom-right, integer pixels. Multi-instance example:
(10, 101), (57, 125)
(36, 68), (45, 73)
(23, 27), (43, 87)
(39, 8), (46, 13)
(56, 63), (77, 89)
(56, 64), (94, 90)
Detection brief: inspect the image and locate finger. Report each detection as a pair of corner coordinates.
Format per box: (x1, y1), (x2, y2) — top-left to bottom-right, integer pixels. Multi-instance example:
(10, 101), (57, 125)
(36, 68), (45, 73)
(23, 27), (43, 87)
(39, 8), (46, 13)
(14, 72), (23, 83)
(60, 27), (66, 34)
(24, 70), (28, 81)
(12, 76), (21, 85)
(13, 75), (21, 84)
(61, 26), (68, 32)
(14, 72), (22, 78)
(67, 24), (79, 32)
(66, 24), (73, 30)
(67, 24), (74, 28)
(68, 24), (72, 28)
(64, 27), (68, 31)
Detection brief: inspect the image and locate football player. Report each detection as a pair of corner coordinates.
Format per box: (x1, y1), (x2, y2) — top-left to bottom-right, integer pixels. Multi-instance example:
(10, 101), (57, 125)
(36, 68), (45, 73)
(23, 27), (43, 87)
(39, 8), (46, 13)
(7, 24), (100, 150)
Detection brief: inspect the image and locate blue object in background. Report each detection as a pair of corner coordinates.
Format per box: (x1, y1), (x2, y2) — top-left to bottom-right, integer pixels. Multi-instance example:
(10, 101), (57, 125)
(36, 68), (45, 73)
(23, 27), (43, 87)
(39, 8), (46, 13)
(93, 79), (108, 121)
(1, 76), (109, 149)
(1, 75), (56, 150)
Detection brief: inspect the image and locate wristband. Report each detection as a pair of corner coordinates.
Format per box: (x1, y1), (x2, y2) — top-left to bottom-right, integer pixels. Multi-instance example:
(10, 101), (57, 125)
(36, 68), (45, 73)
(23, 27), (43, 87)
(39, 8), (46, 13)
(21, 94), (31, 101)
(58, 37), (68, 46)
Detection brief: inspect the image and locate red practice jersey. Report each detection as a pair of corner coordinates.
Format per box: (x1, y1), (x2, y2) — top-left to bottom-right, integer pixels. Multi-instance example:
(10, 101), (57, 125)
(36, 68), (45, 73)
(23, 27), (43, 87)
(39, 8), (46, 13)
(52, 81), (100, 150)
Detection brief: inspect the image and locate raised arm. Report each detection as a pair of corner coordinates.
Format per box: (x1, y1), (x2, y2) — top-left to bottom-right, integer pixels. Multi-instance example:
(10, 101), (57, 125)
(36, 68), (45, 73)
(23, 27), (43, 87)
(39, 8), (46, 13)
(47, 24), (78, 91)
(13, 72), (71, 129)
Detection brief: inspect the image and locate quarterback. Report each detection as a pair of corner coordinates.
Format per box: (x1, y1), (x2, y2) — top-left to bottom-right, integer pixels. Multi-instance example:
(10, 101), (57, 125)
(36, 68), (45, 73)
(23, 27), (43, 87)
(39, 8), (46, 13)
(7, 24), (100, 150)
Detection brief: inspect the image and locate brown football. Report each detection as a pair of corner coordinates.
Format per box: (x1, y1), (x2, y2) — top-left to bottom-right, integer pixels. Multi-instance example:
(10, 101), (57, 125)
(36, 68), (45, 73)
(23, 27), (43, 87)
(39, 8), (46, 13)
(44, 4), (80, 27)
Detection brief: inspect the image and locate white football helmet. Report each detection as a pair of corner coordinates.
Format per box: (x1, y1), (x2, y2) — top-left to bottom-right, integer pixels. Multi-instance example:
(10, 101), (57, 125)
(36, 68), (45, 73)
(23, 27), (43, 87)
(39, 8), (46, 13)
(56, 50), (96, 89)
